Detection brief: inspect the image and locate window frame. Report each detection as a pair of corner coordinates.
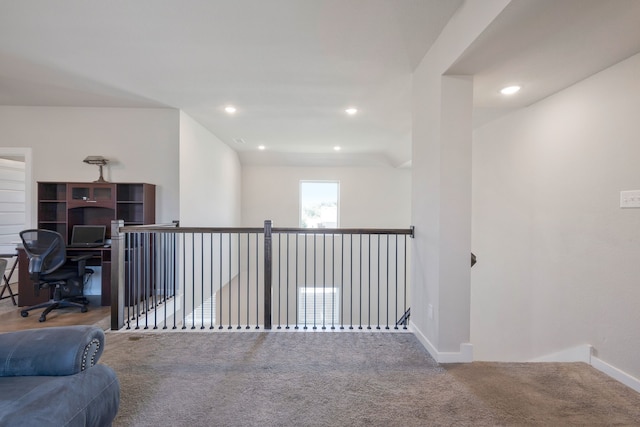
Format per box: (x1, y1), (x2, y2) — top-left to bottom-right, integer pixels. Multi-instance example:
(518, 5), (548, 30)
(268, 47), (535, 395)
(299, 180), (340, 228)
(298, 286), (340, 327)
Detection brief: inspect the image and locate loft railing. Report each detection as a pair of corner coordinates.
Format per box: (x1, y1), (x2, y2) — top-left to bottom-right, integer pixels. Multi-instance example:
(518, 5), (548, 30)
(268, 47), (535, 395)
(110, 220), (413, 331)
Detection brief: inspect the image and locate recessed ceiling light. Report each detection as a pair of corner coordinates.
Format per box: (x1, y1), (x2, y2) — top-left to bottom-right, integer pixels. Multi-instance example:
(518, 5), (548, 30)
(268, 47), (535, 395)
(258, 145), (266, 150)
(334, 146), (341, 151)
(225, 106), (237, 114)
(500, 85), (521, 95)
(345, 107), (358, 115)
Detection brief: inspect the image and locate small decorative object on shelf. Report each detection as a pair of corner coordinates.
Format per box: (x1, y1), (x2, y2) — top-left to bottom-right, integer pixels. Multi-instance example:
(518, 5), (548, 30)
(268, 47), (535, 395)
(83, 156), (109, 183)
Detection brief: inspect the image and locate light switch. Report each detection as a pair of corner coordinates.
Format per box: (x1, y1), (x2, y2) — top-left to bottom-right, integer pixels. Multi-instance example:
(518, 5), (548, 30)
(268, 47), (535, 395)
(620, 190), (640, 208)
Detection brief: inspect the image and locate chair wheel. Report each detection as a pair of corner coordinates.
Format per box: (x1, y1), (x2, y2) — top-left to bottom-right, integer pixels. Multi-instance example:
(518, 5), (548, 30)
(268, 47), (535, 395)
(20, 311), (28, 318)
(81, 306), (88, 313)
(39, 316), (46, 322)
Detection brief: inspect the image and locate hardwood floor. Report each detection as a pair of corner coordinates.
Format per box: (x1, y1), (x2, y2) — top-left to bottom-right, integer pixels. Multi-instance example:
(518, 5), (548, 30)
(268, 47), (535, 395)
(0, 300), (110, 333)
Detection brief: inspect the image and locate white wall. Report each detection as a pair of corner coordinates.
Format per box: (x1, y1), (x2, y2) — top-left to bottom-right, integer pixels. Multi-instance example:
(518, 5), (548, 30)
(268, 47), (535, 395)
(177, 112), (242, 319)
(239, 164), (410, 330)
(179, 112), (242, 226)
(411, 0), (510, 361)
(0, 106), (180, 224)
(242, 165), (411, 228)
(472, 52), (640, 378)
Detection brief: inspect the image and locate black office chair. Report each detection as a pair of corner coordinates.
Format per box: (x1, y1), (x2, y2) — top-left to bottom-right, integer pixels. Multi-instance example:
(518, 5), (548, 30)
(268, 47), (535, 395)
(19, 229), (94, 322)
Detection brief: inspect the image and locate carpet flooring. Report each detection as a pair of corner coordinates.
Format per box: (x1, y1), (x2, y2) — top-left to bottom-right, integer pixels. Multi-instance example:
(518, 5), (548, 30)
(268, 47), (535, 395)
(100, 331), (640, 426)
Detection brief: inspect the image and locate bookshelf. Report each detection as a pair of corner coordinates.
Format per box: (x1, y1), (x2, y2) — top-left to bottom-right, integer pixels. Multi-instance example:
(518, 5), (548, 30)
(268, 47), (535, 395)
(37, 182), (156, 243)
(22, 181), (157, 307)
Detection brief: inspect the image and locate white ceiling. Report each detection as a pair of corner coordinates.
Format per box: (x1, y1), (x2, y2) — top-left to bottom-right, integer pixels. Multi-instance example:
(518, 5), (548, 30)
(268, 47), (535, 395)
(1, 0), (640, 167)
(457, 0), (640, 128)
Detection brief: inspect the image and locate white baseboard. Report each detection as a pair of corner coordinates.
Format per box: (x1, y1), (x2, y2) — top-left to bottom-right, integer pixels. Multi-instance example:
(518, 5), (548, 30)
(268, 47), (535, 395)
(410, 323), (438, 358)
(529, 344), (593, 363)
(409, 323), (473, 363)
(591, 356), (640, 394)
(528, 345), (640, 393)
(410, 327), (640, 393)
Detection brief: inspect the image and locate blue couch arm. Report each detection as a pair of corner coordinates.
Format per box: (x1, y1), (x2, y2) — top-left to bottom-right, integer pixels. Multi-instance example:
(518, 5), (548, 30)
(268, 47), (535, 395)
(0, 325), (105, 377)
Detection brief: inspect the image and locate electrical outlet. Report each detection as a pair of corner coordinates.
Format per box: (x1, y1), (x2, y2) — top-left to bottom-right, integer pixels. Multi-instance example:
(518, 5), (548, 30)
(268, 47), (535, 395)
(620, 190), (640, 208)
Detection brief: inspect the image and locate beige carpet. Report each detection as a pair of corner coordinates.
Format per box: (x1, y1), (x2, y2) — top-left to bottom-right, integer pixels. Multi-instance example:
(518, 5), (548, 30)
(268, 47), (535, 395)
(100, 331), (640, 426)
(445, 362), (640, 426)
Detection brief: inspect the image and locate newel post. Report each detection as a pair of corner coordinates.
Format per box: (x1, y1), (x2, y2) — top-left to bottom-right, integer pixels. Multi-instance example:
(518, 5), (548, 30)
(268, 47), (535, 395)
(111, 220), (125, 330)
(264, 220), (272, 329)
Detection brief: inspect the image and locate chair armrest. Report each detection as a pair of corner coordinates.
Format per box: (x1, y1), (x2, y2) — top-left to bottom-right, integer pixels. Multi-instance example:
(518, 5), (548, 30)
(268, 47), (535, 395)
(0, 326), (105, 377)
(69, 253), (93, 276)
(69, 253), (94, 263)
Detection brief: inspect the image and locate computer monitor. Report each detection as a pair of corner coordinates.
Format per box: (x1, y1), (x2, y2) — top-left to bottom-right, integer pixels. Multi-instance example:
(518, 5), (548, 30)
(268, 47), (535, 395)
(69, 225), (106, 247)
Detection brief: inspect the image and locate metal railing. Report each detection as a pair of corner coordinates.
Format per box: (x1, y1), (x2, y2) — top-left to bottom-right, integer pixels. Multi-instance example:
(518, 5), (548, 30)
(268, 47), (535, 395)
(111, 220), (413, 331)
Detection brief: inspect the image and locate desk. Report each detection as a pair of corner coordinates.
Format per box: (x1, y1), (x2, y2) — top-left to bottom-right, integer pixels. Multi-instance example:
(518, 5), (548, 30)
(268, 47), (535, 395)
(0, 253), (18, 305)
(17, 246), (112, 307)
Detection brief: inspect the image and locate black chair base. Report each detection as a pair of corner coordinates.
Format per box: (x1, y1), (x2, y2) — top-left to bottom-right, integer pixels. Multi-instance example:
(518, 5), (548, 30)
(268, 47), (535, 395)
(20, 296), (89, 322)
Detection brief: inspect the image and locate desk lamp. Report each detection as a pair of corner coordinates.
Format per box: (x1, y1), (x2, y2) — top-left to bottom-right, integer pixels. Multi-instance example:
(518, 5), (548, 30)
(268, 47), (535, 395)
(83, 156), (109, 183)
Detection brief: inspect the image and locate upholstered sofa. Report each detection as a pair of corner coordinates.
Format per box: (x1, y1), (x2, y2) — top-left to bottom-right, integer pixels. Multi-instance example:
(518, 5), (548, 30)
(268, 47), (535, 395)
(0, 325), (120, 426)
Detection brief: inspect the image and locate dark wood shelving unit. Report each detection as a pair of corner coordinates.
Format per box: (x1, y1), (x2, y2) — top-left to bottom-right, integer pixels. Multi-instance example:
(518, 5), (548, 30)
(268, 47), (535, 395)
(37, 183), (68, 237)
(37, 182), (155, 242)
(116, 183), (156, 226)
(21, 181), (157, 307)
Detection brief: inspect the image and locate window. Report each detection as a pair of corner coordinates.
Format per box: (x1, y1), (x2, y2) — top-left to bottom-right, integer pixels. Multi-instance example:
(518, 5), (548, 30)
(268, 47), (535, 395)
(0, 157), (26, 250)
(300, 181), (339, 228)
(298, 287), (340, 327)
(184, 293), (216, 328)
